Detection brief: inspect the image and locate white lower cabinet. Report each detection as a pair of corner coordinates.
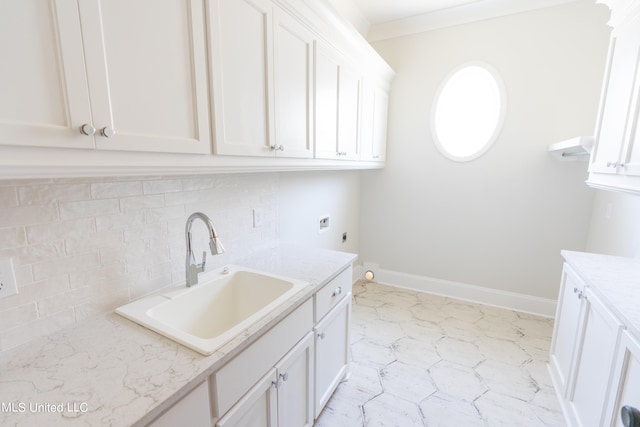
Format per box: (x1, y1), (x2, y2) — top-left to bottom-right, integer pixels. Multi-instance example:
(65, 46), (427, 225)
(209, 266), (352, 426)
(148, 381), (211, 427)
(604, 331), (640, 427)
(216, 369), (278, 427)
(314, 295), (351, 418)
(217, 332), (314, 427)
(566, 288), (624, 427)
(550, 262), (627, 427)
(549, 264), (586, 395)
(275, 332), (314, 427)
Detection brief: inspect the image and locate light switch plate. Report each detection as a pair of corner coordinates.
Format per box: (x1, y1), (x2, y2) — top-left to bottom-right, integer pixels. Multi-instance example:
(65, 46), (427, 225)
(0, 258), (19, 299)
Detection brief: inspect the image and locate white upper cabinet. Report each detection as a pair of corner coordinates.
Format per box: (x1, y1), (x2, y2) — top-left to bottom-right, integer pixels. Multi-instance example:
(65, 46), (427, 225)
(360, 79), (390, 162)
(80, 0), (211, 154)
(0, 0), (211, 154)
(314, 41), (340, 159)
(314, 42), (362, 160)
(209, 0), (274, 157)
(588, 1), (640, 193)
(210, 0), (314, 159)
(337, 63), (362, 160)
(0, 0), (93, 149)
(0, 0), (393, 177)
(272, 8), (315, 158)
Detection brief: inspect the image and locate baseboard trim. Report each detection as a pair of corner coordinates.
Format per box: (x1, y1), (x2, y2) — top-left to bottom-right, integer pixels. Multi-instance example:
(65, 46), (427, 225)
(354, 264), (556, 318)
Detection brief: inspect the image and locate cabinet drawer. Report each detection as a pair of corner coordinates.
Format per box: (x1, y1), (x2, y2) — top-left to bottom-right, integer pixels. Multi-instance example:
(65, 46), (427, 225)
(315, 267), (352, 322)
(211, 298), (313, 418)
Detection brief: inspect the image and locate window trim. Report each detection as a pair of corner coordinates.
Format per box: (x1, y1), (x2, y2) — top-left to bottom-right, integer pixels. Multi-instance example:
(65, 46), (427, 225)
(430, 62), (507, 162)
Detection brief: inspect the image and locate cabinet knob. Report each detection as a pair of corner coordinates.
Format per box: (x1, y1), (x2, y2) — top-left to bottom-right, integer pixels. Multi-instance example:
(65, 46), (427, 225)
(270, 145), (284, 151)
(318, 332), (325, 340)
(279, 372), (289, 382)
(100, 127), (116, 138)
(573, 287), (579, 294)
(332, 286), (342, 297)
(337, 151), (347, 156)
(79, 124), (96, 136)
(621, 406), (640, 427)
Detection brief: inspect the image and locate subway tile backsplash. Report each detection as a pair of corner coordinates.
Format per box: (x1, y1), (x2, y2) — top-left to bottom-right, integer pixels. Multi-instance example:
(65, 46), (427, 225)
(0, 173), (279, 352)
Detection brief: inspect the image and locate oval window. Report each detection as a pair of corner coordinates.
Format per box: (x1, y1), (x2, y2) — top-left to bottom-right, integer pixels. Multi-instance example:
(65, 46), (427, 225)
(431, 63), (506, 161)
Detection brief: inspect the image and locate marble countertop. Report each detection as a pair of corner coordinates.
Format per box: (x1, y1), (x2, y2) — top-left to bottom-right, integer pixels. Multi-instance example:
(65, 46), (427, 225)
(561, 250), (640, 338)
(0, 246), (357, 427)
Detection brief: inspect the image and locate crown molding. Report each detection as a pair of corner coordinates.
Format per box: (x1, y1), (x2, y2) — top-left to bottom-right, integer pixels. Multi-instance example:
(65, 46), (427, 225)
(366, 0), (584, 42)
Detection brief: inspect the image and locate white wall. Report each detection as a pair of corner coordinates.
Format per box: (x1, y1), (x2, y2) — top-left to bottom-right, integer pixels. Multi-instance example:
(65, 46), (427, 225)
(587, 190), (640, 257)
(278, 171), (360, 253)
(359, 2), (611, 301)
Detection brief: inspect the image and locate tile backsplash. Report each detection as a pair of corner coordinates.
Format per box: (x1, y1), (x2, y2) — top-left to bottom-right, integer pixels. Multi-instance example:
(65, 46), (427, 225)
(0, 173), (278, 352)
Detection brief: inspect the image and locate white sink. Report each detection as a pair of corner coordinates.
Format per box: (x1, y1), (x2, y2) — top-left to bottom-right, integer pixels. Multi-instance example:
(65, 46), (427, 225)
(115, 265), (308, 355)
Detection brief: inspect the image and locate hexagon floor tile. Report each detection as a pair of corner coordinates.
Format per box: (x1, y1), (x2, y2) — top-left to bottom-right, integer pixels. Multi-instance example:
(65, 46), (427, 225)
(314, 281), (563, 427)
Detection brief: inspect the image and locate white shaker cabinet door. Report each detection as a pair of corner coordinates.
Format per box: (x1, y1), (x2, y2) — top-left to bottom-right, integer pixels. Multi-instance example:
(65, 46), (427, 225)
(314, 41), (340, 160)
(275, 332), (314, 427)
(605, 331), (640, 427)
(272, 8), (314, 159)
(0, 0), (94, 149)
(314, 294), (351, 418)
(590, 16), (640, 177)
(549, 264), (586, 396)
(567, 288), (624, 427)
(79, 0), (211, 154)
(216, 369), (278, 427)
(337, 64), (361, 160)
(209, 0), (275, 157)
(360, 79), (389, 162)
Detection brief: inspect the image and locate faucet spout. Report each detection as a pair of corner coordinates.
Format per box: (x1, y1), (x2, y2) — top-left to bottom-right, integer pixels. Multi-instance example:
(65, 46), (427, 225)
(185, 212), (225, 287)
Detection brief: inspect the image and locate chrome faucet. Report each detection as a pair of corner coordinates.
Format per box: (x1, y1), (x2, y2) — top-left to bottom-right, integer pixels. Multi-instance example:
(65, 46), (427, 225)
(185, 212), (225, 287)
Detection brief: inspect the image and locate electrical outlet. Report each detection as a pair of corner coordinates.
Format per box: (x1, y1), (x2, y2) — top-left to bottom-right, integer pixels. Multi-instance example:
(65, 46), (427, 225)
(0, 258), (19, 299)
(319, 215), (330, 232)
(253, 208), (263, 228)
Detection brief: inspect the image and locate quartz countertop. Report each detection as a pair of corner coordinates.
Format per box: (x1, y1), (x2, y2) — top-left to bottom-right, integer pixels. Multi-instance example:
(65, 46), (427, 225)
(0, 246), (357, 427)
(561, 250), (640, 338)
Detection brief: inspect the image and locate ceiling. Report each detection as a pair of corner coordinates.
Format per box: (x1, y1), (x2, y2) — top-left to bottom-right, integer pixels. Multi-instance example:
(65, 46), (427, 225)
(327, 0), (585, 41)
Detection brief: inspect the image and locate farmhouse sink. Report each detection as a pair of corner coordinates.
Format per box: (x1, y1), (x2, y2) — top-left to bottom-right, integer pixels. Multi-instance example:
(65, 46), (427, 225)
(115, 265), (308, 355)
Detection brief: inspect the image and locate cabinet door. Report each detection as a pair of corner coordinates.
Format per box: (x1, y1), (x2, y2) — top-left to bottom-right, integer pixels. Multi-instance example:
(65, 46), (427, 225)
(567, 288), (624, 427)
(360, 79), (389, 162)
(337, 64), (361, 160)
(590, 21), (640, 175)
(149, 381), (210, 427)
(549, 264), (586, 396)
(314, 41), (340, 159)
(78, 0), (210, 154)
(604, 331), (640, 427)
(209, 0), (274, 157)
(217, 369), (278, 427)
(314, 294), (351, 418)
(0, 0), (94, 149)
(272, 9), (314, 159)
(276, 332), (314, 427)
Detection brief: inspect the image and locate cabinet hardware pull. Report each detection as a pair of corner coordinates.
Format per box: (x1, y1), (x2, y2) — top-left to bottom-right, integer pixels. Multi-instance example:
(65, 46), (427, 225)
(100, 127), (116, 138)
(270, 145), (284, 151)
(279, 372), (289, 382)
(272, 379), (281, 389)
(621, 405), (640, 427)
(332, 286), (342, 297)
(318, 332), (325, 339)
(573, 287), (579, 294)
(79, 124), (96, 136)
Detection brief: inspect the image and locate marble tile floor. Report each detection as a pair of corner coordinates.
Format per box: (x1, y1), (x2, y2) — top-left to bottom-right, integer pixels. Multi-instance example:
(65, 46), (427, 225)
(314, 281), (564, 427)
